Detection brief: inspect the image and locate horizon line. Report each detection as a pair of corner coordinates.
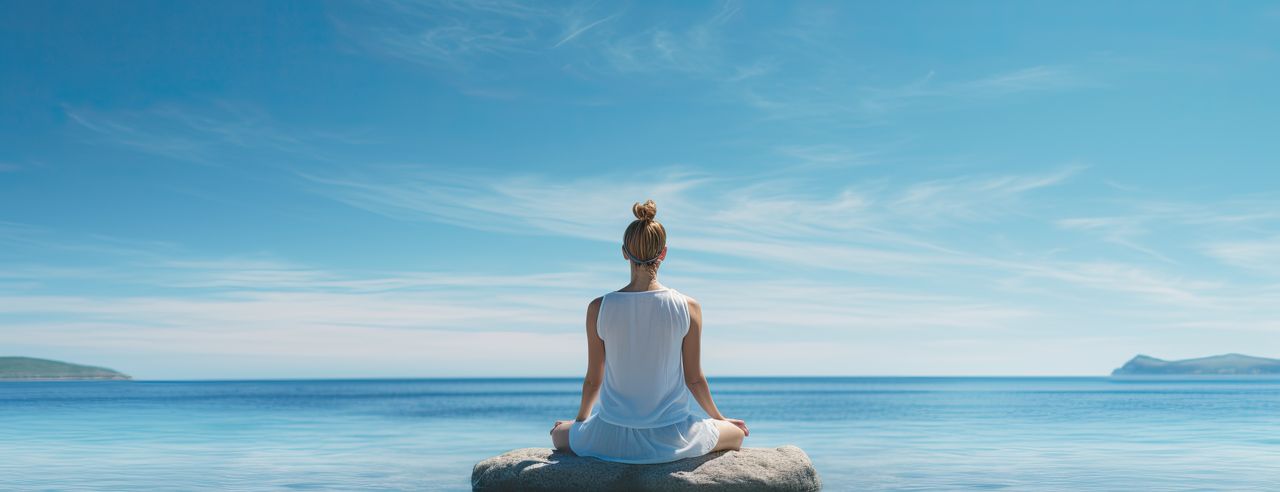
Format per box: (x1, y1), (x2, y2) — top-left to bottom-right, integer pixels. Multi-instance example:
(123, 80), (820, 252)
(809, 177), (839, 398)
(5, 374), (1135, 382)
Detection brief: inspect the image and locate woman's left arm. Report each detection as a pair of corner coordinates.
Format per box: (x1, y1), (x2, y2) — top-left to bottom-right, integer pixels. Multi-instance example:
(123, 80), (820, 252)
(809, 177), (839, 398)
(575, 297), (606, 421)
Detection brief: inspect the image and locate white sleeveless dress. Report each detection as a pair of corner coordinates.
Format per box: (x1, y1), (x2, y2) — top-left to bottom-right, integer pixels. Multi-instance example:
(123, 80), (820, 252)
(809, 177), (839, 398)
(568, 287), (721, 464)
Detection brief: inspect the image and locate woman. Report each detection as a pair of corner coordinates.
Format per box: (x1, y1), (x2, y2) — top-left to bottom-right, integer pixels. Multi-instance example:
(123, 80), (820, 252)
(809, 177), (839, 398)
(549, 199), (749, 464)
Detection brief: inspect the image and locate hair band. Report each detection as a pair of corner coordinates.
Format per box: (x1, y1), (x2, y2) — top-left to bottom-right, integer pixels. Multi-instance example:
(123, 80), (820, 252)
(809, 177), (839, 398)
(623, 244), (661, 265)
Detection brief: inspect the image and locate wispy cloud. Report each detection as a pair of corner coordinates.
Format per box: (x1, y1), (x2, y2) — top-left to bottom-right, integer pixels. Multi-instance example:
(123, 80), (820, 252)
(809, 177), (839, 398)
(888, 164), (1086, 222)
(334, 0), (772, 96)
(553, 13), (619, 48)
(595, 1), (746, 78)
(1057, 216), (1177, 263)
(333, 0), (576, 70)
(742, 64), (1098, 125)
(292, 162), (1087, 276)
(62, 102), (371, 166)
(291, 161), (1280, 328)
(772, 144), (882, 170)
(1203, 236), (1280, 274)
(960, 65), (1095, 95)
(332, 1), (1096, 126)
(868, 64), (1099, 107)
(1054, 193), (1280, 268)
(64, 106), (214, 164)
(348, 0), (749, 78)
(292, 160), (1275, 334)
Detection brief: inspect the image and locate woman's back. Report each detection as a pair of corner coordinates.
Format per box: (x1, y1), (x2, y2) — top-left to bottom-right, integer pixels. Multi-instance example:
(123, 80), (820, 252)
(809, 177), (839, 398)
(596, 287), (692, 428)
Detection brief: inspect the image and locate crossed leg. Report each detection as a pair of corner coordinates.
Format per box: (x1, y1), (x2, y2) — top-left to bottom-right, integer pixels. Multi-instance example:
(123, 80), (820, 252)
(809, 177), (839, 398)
(709, 419), (746, 452)
(550, 420), (573, 452)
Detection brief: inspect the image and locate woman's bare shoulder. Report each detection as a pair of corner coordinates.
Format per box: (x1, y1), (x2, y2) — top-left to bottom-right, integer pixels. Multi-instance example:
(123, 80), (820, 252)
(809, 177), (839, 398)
(682, 293), (701, 312)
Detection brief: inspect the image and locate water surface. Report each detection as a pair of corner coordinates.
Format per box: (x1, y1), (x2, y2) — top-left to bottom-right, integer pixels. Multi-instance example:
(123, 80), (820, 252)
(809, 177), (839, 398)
(2, 377), (1278, 490)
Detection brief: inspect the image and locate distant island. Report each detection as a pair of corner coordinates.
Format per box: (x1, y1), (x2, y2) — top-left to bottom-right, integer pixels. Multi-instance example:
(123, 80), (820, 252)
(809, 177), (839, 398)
(1112, 353), (1280, 376)
(0, 356), (131, 380)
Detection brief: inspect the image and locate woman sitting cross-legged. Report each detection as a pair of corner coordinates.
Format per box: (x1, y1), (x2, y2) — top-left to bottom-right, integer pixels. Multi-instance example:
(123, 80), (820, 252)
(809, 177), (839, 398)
(549, 199), (748, 464)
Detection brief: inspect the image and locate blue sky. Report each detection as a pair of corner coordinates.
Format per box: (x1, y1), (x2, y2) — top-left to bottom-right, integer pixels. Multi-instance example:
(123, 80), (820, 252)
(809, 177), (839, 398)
(2, 0), (1278, 379)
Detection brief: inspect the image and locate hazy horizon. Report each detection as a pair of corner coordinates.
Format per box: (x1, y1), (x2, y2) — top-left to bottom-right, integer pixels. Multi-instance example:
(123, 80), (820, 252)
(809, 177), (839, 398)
(3, 1), (1279, 379)
(12, 353), (1280, 381)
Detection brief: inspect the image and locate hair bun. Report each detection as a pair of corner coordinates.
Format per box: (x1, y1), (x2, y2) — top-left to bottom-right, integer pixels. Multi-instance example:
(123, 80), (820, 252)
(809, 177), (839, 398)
(632, 199), (657, 221)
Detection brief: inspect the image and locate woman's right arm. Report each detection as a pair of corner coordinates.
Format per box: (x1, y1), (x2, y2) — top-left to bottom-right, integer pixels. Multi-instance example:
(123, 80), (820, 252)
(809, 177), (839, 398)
(682, 296), (749, 436)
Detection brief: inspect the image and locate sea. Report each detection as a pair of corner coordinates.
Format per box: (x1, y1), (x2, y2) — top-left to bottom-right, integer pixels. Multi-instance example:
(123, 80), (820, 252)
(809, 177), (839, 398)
(2, 377), (1278, 491)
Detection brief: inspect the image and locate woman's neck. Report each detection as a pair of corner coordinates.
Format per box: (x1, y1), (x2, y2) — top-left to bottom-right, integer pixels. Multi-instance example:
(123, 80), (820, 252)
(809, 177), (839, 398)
(624, 267), (661, 291)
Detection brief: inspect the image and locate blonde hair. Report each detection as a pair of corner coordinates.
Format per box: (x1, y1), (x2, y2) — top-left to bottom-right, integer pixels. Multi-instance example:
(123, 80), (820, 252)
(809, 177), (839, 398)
(623, 199), (666, 273)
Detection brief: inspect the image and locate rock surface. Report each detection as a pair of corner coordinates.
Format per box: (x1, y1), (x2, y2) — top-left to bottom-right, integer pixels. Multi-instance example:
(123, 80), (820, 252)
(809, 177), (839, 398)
(472, 445), (821, 491)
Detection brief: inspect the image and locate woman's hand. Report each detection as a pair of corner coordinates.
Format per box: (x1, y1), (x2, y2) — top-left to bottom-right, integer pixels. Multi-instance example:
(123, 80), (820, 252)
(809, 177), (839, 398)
(719, 417), (749, 437)
(550, 419), (574, 435)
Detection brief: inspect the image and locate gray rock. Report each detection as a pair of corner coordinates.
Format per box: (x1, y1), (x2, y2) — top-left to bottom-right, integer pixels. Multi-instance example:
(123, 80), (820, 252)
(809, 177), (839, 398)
(471, 445), (821, 491)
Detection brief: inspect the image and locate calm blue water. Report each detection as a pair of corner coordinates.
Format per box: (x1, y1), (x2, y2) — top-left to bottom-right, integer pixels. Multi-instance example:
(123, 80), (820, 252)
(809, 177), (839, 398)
(2, 377), (1278, 491)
